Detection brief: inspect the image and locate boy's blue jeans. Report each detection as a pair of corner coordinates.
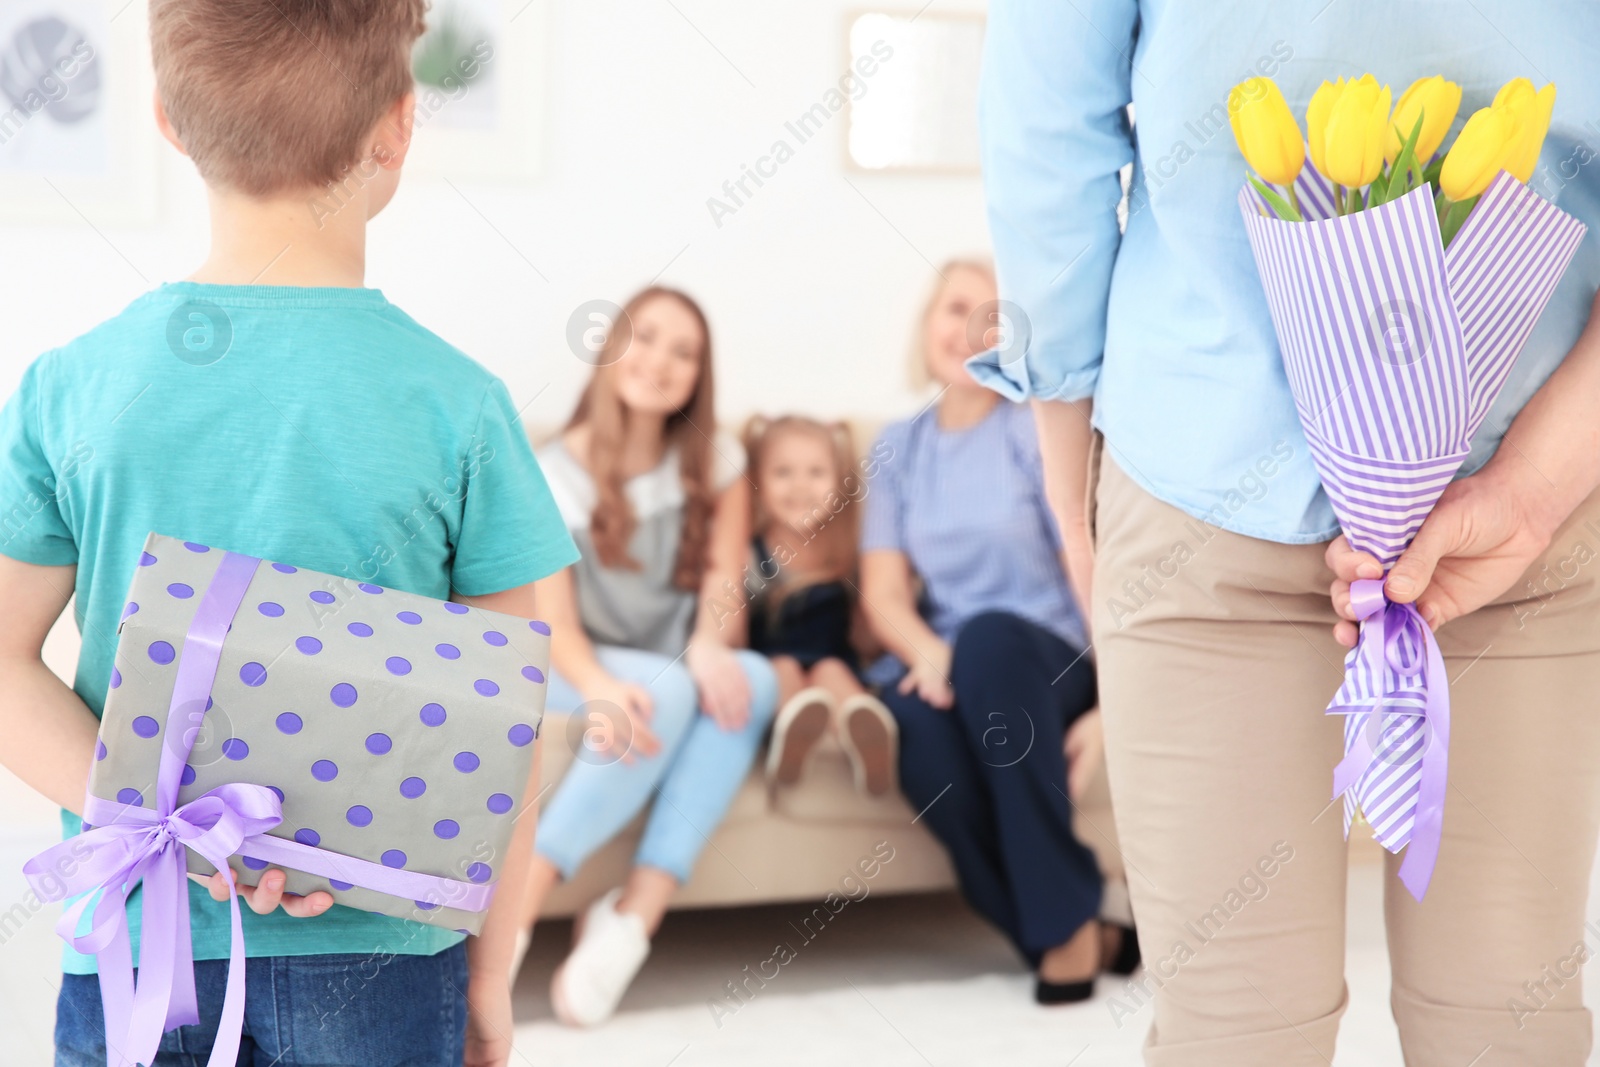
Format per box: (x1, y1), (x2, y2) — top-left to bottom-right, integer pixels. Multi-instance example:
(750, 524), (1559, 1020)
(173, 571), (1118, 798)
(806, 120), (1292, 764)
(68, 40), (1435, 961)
(55, 942), (467, 1067)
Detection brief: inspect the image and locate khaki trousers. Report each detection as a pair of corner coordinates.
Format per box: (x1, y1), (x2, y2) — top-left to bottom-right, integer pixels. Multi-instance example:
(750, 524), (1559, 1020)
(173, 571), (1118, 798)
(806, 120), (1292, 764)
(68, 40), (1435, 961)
(1090, 443), (1600, 1066)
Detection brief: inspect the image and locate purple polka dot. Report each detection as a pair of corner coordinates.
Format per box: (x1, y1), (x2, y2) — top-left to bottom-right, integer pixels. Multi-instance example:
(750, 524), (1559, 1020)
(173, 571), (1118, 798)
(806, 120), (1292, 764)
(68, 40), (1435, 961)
(257, 601), (284, 617)
(271, 562), (298, 574)
(365, 732), (392, 755)
(347, 622), (373, 637)
(435, 643), (460, 660)
(329, 878), (353, 890)
(148, 640), (175, 665)
(132, 715), (159, 738)
(453, 751), (480, 773)
(359, 583), (384, 594)
(396, 611), (422, 625)
(122, 601), (139, 620)
(296, 636), (322, 655)
(400, 776), (426, 798)
(116, 788), (142, 806)
(433, 819), (460, 839)
(444, 602), (469, 615)
(385, 656), (411, 676)
(466, 862), (492, 883)
(507, 723), (535, 747)
(521, 665), (545, 684)
(482, 630), (507, 647)
(528, 621), (551, 635)
(276, 712), (302, 734)
(183, 542), (209, 553)
(94, 739), (107, 761)
(381, 849), (407, 868)
(222, 738), (249, 760)
(474, 679), (499, 697)
(309, 590), (335, 604)
(414, 899), (438, 911)
(167, 582), (194, 599)
(330, 683), (357, 707)
(487, 793), (513, 814)
(139, 551), (157, 567)
(294, 828), (321, 847)
(311, 759), (338, 781)
(420, 703), (447, 727)
(110, 667), (122, 689)
(346, 805), (372, 827)
(240, 662), (267, 686)
(180, 765), (196, 786)
(268, 786), (285, 802)
(243, 856), (269, 870)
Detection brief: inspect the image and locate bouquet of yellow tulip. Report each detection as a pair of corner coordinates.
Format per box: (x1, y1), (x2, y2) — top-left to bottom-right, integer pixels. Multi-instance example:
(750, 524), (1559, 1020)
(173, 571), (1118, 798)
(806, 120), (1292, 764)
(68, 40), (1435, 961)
(1228, 72), (1586, 903)
(1231, 73), (1554, 245)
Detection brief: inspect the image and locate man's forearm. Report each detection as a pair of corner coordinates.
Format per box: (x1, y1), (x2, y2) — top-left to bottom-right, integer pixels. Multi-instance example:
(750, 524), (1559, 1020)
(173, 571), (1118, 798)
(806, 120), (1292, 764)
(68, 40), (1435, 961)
(0, 655), (99, 814)
(1486, 291), (1600, 539)
(1032, 398), (1097, 621)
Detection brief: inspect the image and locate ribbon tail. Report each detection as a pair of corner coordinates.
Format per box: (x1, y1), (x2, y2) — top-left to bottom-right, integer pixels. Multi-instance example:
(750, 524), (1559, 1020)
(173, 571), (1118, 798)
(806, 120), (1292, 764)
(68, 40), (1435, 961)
(196, 843), (250, 1067)
(1397, 623), (1451, 901)
(1332, 721), (1376, 800)
(96, 907), (137, 1067)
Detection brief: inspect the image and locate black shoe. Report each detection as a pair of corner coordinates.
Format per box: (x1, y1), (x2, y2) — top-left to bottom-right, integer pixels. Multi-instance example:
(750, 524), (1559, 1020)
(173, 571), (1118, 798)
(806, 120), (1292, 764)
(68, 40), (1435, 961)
(1104, 923), (1141, 976)
(1034, 976), (1095, 1005)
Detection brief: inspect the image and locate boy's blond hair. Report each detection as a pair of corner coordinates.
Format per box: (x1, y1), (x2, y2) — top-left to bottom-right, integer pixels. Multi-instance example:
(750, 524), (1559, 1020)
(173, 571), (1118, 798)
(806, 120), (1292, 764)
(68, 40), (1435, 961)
(150, 0), (426, 196)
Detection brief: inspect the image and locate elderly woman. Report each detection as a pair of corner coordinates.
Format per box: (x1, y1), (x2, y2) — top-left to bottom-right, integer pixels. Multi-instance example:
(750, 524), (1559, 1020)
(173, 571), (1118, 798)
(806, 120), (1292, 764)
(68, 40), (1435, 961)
(859, 258), (1134, 1004)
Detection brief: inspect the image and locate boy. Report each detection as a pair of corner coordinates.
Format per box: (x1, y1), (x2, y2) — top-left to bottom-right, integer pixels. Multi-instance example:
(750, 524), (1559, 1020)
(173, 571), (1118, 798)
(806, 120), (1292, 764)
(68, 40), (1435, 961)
(0, 2), (577, 1065)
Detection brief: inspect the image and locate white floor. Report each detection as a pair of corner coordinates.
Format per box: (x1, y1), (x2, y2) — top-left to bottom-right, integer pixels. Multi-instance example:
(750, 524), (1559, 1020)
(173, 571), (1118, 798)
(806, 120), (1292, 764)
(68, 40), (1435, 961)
(1, 827), (1595, 1066)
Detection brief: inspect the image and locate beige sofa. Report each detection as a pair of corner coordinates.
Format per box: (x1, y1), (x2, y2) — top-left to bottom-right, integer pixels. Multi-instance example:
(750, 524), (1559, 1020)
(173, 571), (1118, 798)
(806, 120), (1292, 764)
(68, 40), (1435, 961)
(526, 419), (1128, 923)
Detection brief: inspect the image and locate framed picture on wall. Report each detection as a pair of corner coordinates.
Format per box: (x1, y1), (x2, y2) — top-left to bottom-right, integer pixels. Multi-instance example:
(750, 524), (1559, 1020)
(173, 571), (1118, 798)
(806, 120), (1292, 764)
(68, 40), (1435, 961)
(406, 0), (546, 182)
(0, 0), (157, 224)
(844, 10), (985, 175)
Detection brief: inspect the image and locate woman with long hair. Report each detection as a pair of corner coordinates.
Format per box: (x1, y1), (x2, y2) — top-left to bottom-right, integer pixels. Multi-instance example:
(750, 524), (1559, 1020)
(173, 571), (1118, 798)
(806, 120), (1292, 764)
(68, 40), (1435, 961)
(514, 286), (778, 1026)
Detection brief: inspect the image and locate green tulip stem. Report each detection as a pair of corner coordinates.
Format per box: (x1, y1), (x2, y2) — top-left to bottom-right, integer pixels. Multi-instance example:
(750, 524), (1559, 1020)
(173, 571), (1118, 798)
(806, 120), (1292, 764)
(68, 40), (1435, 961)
(1347, 186), (1364, 215)
(1333, 183), (1347, 216)
(1288, 184), (1302, 217)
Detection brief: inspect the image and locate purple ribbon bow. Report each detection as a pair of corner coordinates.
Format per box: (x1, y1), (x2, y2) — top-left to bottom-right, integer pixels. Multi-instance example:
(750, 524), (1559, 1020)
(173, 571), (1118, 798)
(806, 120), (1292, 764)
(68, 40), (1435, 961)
(1331, 578), (1450, 901)
(24, 548), (497, 1067)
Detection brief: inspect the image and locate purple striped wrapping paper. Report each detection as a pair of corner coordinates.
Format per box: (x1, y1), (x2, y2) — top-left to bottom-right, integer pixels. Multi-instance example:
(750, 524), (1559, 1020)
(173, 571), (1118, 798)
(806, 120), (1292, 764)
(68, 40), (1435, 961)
(1239, 168), (1586, 899)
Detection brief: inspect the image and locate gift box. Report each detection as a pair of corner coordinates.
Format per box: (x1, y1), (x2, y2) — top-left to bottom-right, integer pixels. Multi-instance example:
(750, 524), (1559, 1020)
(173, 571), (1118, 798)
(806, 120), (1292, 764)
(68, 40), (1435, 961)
(26, 532), (551, 1066)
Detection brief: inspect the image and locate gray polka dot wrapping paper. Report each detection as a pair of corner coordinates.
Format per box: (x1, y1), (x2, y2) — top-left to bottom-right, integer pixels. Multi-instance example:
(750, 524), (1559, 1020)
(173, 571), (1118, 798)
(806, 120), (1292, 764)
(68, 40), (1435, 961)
(87, 532), (550, 935)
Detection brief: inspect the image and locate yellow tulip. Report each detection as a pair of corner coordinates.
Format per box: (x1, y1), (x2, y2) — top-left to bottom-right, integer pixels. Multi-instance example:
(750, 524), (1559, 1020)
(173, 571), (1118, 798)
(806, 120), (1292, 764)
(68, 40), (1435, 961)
(1306, 78), (1345, 178)
(1439, 102), (1518, 200)
(1321, 74), (1392, 188)
(1228, 76), (1305, 187)
(1492, 78), (1556, 181)
(1386, 75), (1462, 163)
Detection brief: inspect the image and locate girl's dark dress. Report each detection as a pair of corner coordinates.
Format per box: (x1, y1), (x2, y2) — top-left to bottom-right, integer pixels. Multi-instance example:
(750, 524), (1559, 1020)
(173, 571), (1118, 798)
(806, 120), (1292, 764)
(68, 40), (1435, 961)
(745, 535), (855, 669)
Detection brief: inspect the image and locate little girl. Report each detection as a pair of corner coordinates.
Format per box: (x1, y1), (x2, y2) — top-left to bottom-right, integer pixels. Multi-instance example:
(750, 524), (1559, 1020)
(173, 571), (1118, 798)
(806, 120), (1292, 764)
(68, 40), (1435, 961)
(742, 415), (898, 796)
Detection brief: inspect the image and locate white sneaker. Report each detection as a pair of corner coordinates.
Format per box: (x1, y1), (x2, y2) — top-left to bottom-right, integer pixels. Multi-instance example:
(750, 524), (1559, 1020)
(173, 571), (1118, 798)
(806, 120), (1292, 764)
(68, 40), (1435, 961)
(765, 686), (835, 787)
(549, 888), (650, 1027)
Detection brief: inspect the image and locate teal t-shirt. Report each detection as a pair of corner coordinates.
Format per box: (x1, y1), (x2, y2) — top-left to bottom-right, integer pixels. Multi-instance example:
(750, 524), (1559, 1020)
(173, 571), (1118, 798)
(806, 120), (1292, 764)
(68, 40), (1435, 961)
(0, 282), (579, 973)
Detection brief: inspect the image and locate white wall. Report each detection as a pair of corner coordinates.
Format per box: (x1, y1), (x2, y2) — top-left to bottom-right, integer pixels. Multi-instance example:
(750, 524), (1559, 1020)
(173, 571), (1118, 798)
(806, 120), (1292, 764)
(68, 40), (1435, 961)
(1, 0), (991, 428)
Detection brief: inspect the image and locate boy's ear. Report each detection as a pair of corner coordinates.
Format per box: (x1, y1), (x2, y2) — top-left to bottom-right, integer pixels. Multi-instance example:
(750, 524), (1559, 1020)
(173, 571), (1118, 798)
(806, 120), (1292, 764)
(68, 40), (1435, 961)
(372, 92), (416, 171)
(152, 90), (189, 157)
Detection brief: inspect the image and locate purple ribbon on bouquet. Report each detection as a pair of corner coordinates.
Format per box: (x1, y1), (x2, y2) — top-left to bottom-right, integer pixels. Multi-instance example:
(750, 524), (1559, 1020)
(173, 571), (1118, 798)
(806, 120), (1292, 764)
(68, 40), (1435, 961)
(24, 550), (495, 1067)
(1329, 579), (1450, 900)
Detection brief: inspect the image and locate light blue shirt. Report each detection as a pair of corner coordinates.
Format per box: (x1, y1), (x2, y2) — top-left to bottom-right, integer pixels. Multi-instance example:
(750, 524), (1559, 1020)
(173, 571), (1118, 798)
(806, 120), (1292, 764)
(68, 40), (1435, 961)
(969, 0), (1600, 544)
(861, 402), (1087, 663)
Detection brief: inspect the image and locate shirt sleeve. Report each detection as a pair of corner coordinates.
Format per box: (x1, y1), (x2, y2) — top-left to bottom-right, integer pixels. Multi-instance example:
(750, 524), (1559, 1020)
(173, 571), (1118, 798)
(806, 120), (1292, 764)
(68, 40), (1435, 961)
(859, 422), (908, 554)
(451, 377), (581, 597)
(965, 0), (1137, 403)
(0, 356), (78, 566)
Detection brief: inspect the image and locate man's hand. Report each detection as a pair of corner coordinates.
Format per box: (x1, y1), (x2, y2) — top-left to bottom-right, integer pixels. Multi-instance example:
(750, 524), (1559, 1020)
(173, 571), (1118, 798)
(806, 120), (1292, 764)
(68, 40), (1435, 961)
(1326, 464), (1555, 646)
(1064, 708), (1103, 800)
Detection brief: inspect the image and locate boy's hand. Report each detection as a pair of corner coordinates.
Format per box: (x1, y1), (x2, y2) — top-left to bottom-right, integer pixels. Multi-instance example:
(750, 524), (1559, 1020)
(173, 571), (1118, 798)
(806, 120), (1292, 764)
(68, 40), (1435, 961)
(190, 867), (333, 917)
(463, 972), (515, 1067)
